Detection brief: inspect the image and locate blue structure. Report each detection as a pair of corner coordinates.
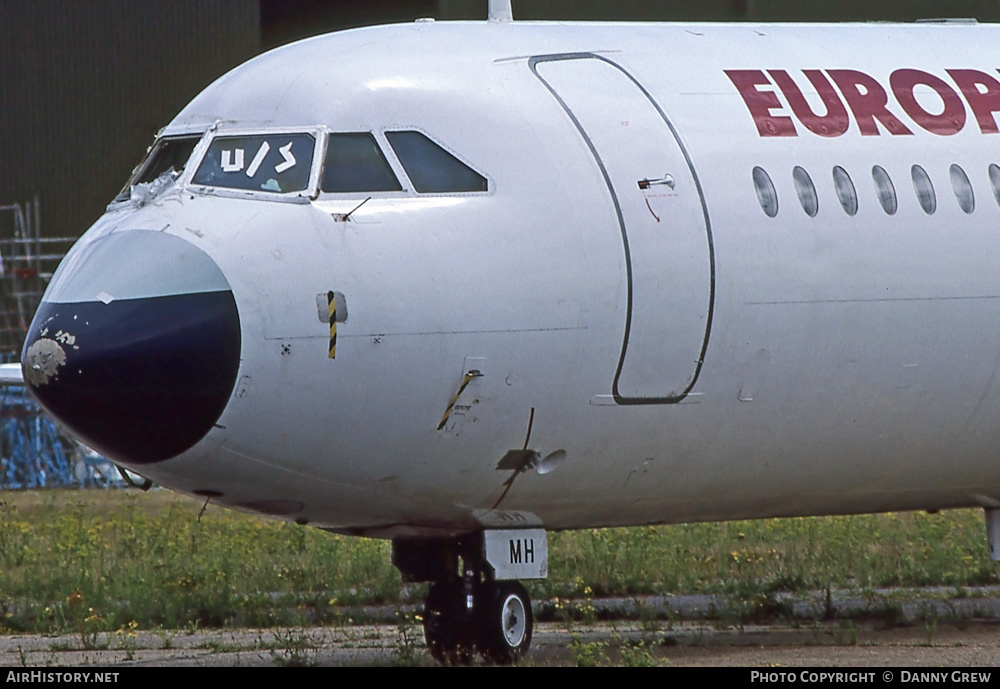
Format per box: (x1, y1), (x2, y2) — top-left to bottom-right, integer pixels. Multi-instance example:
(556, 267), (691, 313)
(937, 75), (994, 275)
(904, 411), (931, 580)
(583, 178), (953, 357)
(1, 385), (124, 489)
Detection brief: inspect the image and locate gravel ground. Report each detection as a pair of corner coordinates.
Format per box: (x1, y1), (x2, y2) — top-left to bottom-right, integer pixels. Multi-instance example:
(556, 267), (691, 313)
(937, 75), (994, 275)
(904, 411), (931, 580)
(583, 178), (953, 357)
(1, 620), (999, 667)
(3, 589), (1000, 667)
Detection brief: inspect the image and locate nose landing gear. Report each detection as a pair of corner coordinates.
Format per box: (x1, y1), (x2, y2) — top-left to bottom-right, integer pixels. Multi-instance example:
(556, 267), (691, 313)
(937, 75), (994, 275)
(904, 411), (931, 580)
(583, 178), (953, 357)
(392, 532), (542, 665)
(422, 578), (533, 665)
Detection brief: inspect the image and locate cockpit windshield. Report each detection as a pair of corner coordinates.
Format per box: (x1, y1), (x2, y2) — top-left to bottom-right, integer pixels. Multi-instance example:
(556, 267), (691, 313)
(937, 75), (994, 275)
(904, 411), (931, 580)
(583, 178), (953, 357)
(114, 134), (202, 203)
(112, 129), (486, 204)
(192, 133), (315, 193)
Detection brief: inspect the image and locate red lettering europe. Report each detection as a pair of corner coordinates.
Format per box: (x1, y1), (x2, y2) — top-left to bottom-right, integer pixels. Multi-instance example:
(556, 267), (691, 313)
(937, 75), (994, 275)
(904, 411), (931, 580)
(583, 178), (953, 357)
(728, 67), (1000, 137)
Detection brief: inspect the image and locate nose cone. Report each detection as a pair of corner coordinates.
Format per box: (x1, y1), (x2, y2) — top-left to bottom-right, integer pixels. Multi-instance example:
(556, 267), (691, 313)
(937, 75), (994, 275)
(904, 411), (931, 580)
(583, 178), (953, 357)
(22, 231), (240, 464)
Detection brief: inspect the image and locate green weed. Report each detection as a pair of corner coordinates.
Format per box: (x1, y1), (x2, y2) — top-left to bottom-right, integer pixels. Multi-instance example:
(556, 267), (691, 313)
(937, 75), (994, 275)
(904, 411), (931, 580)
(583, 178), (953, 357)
(569, 635), (608, 667)
(392, 609), (425, 666)
(618, 639), (661, 667)
(267, 628), (322, 667)
(921, 606), (939, 644)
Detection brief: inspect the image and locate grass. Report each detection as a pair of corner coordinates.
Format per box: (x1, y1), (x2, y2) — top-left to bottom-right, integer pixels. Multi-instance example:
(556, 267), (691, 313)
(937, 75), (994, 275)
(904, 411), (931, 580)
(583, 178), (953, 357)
(542, 511), (997, 599)
(0, 490), (400, 635)
(0, 489), (996, 638)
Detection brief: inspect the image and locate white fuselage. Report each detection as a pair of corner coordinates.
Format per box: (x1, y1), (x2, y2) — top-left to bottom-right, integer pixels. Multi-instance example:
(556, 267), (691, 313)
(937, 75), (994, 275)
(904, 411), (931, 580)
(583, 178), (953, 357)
(30, 21), (1000, 537)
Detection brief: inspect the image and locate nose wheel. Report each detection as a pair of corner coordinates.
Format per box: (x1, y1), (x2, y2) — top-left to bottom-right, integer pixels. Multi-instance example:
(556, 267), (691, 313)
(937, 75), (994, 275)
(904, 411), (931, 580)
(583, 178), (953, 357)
(422, 580), (533, 665)
(480, 581), (532, 664)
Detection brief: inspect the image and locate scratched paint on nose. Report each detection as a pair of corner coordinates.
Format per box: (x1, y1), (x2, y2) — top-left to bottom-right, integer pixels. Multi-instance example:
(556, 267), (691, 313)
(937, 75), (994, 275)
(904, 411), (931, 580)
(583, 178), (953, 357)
(22, 338), (67, 386)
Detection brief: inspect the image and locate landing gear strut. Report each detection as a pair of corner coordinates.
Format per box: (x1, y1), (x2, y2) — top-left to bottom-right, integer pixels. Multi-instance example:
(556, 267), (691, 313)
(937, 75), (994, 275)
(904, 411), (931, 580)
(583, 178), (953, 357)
(392, 534), (539, 665)
(422, 580), (473, 665)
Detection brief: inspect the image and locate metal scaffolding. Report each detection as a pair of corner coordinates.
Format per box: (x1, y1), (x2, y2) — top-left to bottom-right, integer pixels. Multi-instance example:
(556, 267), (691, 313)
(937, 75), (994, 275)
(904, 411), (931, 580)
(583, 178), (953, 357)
(0, 385), (124, 489)
(0, 197), (125, 488)
(0, 196), (76, 362)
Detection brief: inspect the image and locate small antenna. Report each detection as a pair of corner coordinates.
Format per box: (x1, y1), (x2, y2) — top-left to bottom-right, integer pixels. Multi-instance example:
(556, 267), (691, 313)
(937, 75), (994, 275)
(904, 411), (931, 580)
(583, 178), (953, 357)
(331, 197), (372, 223)
(488, 0), (513, 22)
(340, 196), (371, 222)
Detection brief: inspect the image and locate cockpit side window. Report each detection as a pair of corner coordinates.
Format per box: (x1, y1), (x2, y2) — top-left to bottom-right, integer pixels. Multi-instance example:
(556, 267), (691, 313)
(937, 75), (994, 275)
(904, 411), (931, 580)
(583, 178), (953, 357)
(192, 133), (315, 193)
(114, 134), (201, 202)
(385, 131), (488, 193)
(135, 136), (201, 184)
(321, 133), (402, 193)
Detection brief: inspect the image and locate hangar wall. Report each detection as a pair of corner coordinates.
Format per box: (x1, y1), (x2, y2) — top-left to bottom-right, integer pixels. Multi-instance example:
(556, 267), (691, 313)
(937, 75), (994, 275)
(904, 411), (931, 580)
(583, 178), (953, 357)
(0, 1), (260, 240)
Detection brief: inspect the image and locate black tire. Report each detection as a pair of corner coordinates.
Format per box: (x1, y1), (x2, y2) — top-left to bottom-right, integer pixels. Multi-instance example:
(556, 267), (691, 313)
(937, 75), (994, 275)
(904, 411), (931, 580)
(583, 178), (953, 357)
(479, 581), (532, 665)
(423, 582), (476, 665)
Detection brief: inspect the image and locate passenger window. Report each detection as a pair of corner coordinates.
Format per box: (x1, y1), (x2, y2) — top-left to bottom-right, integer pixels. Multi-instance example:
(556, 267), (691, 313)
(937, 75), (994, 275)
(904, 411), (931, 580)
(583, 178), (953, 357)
(752, 167), (778, 218)
(192, 133), (315, 193)
(911, 165), (936, 215)
(322, 133), (401, 193)
(385, 131), (487, 193)
(792, 166), (818, 217)
(989, 164), (1000, 208)
(872, 166), (897, 215)
(832, 166), (858, 216)
(949, 164), (975, 214)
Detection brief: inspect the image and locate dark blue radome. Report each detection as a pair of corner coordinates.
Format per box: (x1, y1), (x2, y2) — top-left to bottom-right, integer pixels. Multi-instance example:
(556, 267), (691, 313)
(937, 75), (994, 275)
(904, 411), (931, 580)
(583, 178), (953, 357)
(23, 290), (241, 465)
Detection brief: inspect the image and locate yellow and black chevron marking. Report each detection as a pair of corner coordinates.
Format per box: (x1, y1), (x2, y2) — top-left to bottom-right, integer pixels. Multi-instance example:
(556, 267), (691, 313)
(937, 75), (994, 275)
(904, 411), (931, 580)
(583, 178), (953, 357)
(436, 370), (482, 431)
(327, 291), (336, 359)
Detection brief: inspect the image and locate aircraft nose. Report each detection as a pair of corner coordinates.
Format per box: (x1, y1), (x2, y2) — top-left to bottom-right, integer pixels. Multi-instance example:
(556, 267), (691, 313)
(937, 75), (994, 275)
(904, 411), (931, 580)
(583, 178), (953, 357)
(21, 230), (241, 465)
